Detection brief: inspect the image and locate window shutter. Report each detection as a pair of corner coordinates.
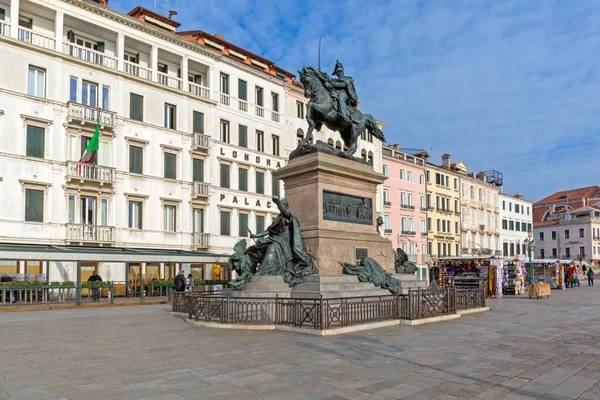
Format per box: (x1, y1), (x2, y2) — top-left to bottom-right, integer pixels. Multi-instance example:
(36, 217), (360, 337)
(193, 159), (204, 182)
(68, 135), (78, 161)
(194, 74), (202, 85)
(238, 79), (247, 101)
(0, 8), (5, 21)
(26, 126), (44, 158)
(96, 42), (105, 53)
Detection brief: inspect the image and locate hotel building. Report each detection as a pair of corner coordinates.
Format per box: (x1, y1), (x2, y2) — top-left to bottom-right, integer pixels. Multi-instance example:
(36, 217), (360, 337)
(499, 193), (533, 260)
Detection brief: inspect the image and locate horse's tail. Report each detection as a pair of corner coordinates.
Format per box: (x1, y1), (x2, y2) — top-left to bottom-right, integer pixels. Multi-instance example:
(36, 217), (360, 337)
(364, 114), (385, 142)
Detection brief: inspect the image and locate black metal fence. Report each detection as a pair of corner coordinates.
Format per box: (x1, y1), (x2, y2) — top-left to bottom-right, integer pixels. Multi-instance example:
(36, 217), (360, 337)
(173, 287), (485, 329)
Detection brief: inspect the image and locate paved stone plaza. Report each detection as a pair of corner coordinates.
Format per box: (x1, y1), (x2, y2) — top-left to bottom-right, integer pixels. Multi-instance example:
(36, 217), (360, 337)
(1, 286), (600, 400)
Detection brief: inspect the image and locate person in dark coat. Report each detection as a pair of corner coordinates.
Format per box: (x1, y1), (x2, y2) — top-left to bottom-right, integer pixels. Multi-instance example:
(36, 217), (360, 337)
(587, 268), (595, 287)
(174, 269), (186, 292)
(87, 270), (102, 302)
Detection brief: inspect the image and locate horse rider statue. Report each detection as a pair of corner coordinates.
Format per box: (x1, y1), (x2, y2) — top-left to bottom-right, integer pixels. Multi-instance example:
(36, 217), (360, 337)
(320, 60), (358, 123)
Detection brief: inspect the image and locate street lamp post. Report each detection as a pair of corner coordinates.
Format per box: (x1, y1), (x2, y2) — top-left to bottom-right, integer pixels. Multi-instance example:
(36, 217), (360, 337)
(524, 230), (536, 286)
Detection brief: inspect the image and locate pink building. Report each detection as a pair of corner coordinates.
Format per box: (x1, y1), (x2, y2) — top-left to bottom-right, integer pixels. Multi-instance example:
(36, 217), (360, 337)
(382, 145), (429, 274)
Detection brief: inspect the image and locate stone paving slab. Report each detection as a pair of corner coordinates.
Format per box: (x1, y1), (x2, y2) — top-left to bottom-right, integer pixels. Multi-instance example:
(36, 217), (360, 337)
(1, 285), (600, 399)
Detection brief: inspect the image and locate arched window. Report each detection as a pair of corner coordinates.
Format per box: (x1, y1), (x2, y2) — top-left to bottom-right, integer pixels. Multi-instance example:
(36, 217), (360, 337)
(327, 138), (334, 146)
(368, 151), (373, 164)
(335, 141), (342, 150)
(296, 128), (304, 144)
(361, 149), (367, 161)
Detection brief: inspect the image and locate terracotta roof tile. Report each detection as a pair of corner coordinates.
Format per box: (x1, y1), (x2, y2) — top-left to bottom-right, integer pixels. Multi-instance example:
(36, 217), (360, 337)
(534, 220), (559, 227)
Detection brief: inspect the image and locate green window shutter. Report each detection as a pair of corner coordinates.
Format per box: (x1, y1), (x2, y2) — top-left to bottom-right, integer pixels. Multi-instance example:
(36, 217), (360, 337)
(25, 189), (44, 222)
(239, 125), (247, 148)
(256, 172), (264, 194)
(67, 30), (75, 43)
(220, 164), (230, 188)
(26, 125), (44, 158)
(272, 176), (279, 197)
(0, 8), (5, 21)
(194, 75), (202, 85)
(130, 93), (143, 121)
(256, 215), (265, 234)
(239, 168), (248, 191)
(238, 79), (247, 101)
(96, 42), (105, 53)
(192, 159), (204, 182)
(220, 211), (230, 236)
(239, 214), (248, 237)
(164, 153), (176, 179)
(129, 146), (143, 174)
(193, 111), (204, 134)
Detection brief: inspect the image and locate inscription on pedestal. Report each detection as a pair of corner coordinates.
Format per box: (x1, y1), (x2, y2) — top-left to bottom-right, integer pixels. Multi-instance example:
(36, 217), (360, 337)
(323, 190), (372, 225)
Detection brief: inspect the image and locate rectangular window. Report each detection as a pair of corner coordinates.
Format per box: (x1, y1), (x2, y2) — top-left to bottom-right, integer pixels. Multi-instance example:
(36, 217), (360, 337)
(239, 213), (249, 237)
(272, 176), (280, 197)
(552, 231), (556, 240)
(426, 170), (430, 182)
(164, 152), (177, 180)
(26, 125), (45, 158)
(501, 219), (507, 229)
(193, 111), (204, 134)
(164, 104), (176, 129)
(220, 73), (229, 94)
(69, 76), (78, 102)
(454, 178), (458, 189)
(256, 215), (265, 233)
(470, 186), (474, 199)
(515, 221), (521, 231)
(420, 196), (426, 209)
(256, 171), (265, 194)
(272, 135), (280, 156)
(407, 171), (412, 182)
(129, 145), (143, 174)
(296, 101), (304, 119)
(238, 79), (247, 101)
(565, 248), (571, 258)
(256, 130), (264, 152)
(239, 125), (248, 148)
(220, 211), (230, 236)
(539, 232), (544, 241)
(164, 205), (176, 232)
(68, 194), (76, 223)
(28, 66), (45, 98)
(271, 92), (279, 112)
(192, 158), (204, 182)
(82, 82), (99, 106)
(436, 219), (440, 232)
(419, 174), (424, 185)
(128, 201), (142, 229)
(461, 207), (466, 223)
(130, 93), (143, 121)
(220, 163), (230, 188)
(579, 246), (585, 257)
(382, 165), (389, 176)
(565, 230), (570, 239)
(192, 209), (204, 233)
(509, 221), (514, 231)
(220, 120), (230, 143)
(101, 86), (110, 110)
(515, 204), (520, 213)
(255, 86), (264, 106)
(579, 228), (584, 238)
(25, 189), (44, 222)
(400, 169), (405, 180)
(421, 219), (426, 234)
(239, 168), (248, 191)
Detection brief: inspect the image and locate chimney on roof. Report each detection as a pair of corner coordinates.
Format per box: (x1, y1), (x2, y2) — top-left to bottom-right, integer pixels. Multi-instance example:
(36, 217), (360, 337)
(442, 154), (451, 168)
(215, 34), (224, 39)
(392, 144), (399, 150)
(99, 0), (108, 5)
(583, 198), (586, 207)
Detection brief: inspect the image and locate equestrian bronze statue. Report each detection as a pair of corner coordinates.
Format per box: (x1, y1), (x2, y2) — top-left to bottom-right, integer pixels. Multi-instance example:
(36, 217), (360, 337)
(298, 61), (385, 155)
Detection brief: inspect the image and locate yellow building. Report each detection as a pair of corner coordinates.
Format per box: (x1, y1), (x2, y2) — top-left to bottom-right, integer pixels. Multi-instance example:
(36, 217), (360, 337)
(425, 154), (462, 261)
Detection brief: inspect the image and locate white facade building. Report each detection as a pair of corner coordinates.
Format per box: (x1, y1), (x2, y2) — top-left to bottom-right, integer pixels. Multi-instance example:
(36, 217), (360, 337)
(0, 0), (383, 282)
(499, 193), (533, 260)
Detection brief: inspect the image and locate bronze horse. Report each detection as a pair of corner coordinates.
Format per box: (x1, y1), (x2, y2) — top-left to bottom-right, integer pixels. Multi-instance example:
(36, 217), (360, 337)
(298, 66), (385, 155)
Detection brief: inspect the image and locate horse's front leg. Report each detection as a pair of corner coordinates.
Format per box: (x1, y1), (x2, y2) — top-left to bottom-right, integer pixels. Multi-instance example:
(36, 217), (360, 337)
(301, 104), (315, 144)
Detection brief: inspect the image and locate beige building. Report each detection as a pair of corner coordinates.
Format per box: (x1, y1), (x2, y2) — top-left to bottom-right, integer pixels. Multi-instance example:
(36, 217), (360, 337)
(425, 154), (461, 261)
(455, 164), (502, 256)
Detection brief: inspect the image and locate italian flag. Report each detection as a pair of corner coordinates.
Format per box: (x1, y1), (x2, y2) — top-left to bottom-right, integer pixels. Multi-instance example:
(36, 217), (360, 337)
(80, 121), (100, 163)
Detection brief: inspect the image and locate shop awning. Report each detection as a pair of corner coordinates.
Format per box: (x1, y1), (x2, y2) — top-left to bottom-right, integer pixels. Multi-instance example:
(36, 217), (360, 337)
(0, 243), (230, 263)
(530, 259), (574, 264)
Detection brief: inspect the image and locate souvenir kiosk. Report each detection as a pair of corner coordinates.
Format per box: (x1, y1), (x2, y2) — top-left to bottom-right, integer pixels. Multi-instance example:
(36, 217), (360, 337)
(438, 256), (504, 298)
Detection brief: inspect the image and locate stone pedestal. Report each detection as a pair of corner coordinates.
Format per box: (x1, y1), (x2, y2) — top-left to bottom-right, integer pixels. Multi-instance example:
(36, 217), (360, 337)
(273, 151), (395, 274)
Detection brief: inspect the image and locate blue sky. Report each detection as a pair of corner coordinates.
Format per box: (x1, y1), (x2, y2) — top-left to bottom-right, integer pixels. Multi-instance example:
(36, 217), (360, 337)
(115, 0), (600, 202)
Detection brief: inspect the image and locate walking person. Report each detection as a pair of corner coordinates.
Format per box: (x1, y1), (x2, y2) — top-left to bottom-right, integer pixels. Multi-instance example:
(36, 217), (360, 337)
(185, 273), (194, 292)
(587, 268), (594, 287)
(87, 270), (102, 302)
(174, 269), (186, 293)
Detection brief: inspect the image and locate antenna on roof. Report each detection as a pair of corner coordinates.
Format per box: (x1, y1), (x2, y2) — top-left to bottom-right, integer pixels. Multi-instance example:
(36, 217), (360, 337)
(318, 37), (321, 70)
(168, 9), (178, 19)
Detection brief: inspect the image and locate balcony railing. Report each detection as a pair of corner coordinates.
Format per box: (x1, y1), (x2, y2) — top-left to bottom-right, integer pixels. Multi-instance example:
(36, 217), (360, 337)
(192, 182), (210, 197)
(461, 247), (469, 253)
(18, 27), (55, 50)
(63, 43), (118, 70)
(123, 61), (151, 80)
(193, 133), (210, 150)
(157, 72), (183, 90)
(384, 201), (391, 207)
(193, 233), (210, 249)
(420, 207), (428, 212)
(271, 111), (280, 122)
(0, 22), (9, 36)
(67, 102), (116, 127)
(255, 105), (265, 117)
(238, 99), (248, 112)
(188, 82), (210, 100)
(400, 204), (415, 210)
(437, 208), (453, 214)
(407, 254), (419, 263)
(66, 162), (116, 184)
(220, 93), (230, 106)
(401, 230), (416, 236)
(384, 229), (392, 234)
(66, 224), (114, 243)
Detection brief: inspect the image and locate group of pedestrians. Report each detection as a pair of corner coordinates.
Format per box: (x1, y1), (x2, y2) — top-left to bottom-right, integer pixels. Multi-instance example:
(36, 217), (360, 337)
(174, 269), (194, 293)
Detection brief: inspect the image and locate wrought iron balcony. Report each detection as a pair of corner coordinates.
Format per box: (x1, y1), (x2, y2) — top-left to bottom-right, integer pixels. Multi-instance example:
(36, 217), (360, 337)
(562, 254), (572, 259)
(384, 201), (391, 207)
(420, 207), (428, 212)
(192, 182), (210, 198)
(66, 162), (115, 185)
(384, 229), (393, 234)
(67, 102), (116, 128)
(193, 233), (210, 250)
(400, 204), (415, 210)
(401, 230), (416, 236)
(193, 133), (210, 151)
(66, 224), (114, 244)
